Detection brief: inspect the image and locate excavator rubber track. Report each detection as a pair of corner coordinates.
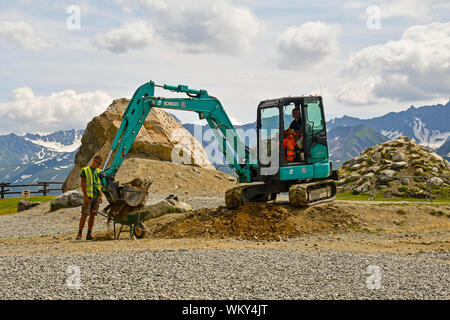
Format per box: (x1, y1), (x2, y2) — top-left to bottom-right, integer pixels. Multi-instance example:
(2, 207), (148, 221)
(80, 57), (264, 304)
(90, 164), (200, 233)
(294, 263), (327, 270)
(288, 179), (337, 207)
(225, 184), (273, 209)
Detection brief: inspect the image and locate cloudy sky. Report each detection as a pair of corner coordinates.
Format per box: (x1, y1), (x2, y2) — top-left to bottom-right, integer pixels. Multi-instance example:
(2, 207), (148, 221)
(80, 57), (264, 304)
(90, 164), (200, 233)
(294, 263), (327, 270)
(0, 0), (449, 134)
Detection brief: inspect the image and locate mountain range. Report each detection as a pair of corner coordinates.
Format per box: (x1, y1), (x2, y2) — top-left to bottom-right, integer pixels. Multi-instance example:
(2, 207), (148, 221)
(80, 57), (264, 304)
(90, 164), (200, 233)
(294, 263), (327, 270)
(182, 100), (449, 164)
(0, 130), (83, 189)
(0, 100), (448, 190)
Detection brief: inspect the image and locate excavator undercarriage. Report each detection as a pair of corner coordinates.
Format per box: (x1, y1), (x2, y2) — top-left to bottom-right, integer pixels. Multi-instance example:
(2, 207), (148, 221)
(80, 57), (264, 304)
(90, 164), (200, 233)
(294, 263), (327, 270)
(225, 179), (337, 209)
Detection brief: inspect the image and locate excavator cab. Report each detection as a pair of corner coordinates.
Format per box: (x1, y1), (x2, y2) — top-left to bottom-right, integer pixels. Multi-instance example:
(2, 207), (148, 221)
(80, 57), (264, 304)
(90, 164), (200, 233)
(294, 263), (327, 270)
(257, 96), (330, 179)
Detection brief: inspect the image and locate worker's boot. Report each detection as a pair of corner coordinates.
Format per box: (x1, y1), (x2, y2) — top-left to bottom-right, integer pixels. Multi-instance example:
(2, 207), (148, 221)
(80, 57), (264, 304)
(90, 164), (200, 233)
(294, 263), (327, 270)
(75, 232), (82, 241)
(86, 231), (95, 241)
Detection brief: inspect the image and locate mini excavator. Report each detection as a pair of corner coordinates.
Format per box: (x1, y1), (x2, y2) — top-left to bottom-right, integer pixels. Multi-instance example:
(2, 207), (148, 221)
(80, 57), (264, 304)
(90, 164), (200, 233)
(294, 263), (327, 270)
(99, 81), (338, 209)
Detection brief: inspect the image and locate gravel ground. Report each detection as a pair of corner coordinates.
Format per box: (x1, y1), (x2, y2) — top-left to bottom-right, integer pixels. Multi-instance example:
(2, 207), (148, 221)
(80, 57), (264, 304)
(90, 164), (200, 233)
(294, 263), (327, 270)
(0, 249), (448, 300)
(0, 195), (224, 239)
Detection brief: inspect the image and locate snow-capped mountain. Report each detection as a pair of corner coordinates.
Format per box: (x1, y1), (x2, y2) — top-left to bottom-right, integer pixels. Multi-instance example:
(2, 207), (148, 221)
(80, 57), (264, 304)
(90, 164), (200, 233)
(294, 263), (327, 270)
(0, 129), (84, 186)
(327, 100), (450, 150)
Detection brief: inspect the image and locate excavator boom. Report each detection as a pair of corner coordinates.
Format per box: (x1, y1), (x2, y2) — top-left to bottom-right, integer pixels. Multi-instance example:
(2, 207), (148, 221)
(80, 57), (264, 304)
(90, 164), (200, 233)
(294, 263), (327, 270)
(100, 81), (254, 206)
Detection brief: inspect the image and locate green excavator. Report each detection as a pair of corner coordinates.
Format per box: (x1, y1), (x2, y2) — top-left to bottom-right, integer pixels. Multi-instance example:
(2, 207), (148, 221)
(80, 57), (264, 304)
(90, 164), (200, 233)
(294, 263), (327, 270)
(99, 81), (338, 209)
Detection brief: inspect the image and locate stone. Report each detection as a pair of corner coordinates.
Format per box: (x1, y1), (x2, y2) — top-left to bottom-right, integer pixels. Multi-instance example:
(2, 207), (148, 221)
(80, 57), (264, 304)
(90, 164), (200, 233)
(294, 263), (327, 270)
(363, 172), (375, 179)
(428, 177), (443, 186)
(17, 200), (42, 212)
(392, 151), (406, 162)
(355, 181), (371, 193)
(391, 161), (407, 170)
(350, 164), (361, 171)
(432, 166), (439, 173)
(141, 199), (175, 218)
(68, 192), (84, 207)
(378, 169), (396, 182)
(430, 152), (444, 162)
(50, 190), (84, 211)
(353, 156), (364, 164)
(175, 202), (192, 212)
(371, 152), (381, 162)
(367, 166), (380, 174)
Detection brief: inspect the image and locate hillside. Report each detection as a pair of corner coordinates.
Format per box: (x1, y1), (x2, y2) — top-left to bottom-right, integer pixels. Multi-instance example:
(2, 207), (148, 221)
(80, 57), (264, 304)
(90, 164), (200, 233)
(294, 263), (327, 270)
(338, 136), (450, 198)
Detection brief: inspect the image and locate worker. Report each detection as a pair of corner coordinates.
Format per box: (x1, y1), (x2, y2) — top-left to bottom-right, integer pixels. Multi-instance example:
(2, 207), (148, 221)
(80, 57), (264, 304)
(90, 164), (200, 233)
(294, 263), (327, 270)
(76, 155), (103, 240)
(287, 107), (302, 133)
(284, 107), (303, 162)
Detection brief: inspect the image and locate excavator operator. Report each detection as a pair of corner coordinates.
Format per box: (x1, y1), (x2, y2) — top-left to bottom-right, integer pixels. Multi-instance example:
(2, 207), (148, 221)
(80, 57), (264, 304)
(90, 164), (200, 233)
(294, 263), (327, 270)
(284, 107), (303, 162)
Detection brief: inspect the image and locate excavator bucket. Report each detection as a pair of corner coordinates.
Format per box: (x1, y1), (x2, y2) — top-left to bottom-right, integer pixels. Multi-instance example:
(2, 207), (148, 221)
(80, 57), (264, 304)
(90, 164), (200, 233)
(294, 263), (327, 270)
(122, 185), (148, 207)
(103, 177), (153, 207)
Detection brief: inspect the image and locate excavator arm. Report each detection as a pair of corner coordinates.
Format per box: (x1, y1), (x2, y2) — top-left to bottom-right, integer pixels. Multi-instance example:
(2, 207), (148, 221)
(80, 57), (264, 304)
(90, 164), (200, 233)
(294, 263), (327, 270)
(100, 81), (254, 206)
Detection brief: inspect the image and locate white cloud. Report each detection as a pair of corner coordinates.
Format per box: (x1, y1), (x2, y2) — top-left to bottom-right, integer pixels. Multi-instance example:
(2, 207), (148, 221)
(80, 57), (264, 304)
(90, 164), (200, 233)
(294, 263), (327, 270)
(109, 0), (263, 54)
(336, 22), (450, 105)
(92, 21), (158, 53)
(0, 87), (112, 134)
(0, 20), (51, 50)
(347, 0), (450, 21)
(276, 21), (341, 69)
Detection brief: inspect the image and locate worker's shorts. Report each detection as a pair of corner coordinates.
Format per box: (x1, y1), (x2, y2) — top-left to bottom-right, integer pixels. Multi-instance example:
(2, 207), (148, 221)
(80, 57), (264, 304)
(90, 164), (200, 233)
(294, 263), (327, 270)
(81, 197), (100, 217)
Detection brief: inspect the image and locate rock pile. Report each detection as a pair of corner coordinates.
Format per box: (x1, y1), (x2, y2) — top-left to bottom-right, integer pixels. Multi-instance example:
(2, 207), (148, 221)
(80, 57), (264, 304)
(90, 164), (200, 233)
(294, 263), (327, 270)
(338, 136), (450, 197)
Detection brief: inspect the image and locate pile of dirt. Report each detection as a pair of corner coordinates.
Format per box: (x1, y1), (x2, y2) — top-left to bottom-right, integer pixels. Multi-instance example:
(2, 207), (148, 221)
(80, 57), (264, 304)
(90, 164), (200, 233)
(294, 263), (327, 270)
(63, 98), (214, 191)
(114, 157), (237, 196)
(148, 202), (358, 241)
(338, 136), (450, 198)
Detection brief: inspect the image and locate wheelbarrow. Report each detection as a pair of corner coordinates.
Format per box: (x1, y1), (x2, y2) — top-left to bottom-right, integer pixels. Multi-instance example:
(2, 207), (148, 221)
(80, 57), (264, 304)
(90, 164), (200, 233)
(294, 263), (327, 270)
(98, 210), (153, 239)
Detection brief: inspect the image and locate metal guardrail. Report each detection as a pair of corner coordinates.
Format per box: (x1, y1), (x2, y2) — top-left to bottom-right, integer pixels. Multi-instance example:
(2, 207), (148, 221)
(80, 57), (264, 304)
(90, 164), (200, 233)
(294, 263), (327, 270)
(0, 182), (64, 199)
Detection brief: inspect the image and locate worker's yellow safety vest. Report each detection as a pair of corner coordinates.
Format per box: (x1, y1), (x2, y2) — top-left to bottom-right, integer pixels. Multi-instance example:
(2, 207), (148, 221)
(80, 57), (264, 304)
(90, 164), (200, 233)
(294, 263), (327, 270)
(81, 167), (102, 198)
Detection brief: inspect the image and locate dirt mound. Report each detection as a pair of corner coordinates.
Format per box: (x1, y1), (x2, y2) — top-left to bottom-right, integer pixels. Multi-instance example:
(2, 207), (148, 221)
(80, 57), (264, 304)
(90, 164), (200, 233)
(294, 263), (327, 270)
(148, 202), (358, 241)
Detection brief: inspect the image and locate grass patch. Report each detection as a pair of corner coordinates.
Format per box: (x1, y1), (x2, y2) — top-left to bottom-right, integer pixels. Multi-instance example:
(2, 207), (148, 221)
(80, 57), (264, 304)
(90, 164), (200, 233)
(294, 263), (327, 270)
(396, 209), (406, 215)
(429, 210), (449, 218)
(0, 196), (56, 215)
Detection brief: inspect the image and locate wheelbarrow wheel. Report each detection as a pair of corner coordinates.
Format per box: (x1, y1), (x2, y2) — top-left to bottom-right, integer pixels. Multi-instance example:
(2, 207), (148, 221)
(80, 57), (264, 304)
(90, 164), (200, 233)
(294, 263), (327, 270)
(133, 222), (147, 239)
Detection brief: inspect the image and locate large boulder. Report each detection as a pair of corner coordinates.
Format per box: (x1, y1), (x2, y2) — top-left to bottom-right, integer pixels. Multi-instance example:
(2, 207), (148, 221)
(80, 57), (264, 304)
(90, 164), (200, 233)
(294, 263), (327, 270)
(140, 199), (176, 218)
(50, 190), (84, 211)
(63, 98), (214, 191)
